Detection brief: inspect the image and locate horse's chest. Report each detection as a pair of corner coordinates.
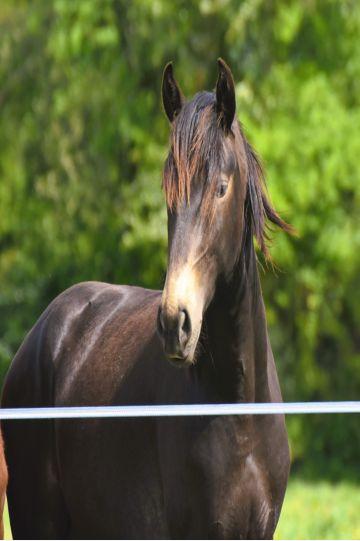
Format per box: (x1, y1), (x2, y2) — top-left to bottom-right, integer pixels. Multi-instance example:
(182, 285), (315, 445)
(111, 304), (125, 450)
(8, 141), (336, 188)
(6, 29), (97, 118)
(158, 416), (274, 538)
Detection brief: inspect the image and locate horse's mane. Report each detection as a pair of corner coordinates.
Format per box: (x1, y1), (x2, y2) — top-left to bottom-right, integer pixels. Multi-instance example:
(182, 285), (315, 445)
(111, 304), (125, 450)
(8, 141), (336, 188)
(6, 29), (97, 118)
(162, 91), (292, 258)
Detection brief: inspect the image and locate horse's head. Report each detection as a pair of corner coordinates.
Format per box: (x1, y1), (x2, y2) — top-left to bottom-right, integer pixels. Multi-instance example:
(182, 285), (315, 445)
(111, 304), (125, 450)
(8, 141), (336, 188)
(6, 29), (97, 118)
(157, 59), (290, 367)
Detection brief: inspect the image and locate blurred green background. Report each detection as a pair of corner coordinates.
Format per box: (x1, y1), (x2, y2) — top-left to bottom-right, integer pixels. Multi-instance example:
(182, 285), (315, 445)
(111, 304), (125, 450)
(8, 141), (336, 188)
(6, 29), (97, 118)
(0, 0), (359, 538)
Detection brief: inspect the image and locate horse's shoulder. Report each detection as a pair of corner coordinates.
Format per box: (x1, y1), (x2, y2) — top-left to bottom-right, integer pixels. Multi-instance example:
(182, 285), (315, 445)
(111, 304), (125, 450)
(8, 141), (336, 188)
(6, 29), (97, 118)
(3, 282), (161, 388)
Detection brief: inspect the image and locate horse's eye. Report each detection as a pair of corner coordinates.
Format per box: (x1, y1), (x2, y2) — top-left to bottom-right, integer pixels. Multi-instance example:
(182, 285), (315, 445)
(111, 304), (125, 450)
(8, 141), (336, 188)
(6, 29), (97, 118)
(216, 182), (228, 198)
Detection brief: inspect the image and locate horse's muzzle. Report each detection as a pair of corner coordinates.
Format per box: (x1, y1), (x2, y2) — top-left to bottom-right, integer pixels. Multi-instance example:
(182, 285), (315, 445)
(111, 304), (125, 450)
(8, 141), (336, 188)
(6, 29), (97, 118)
(157, 306), (192, 365)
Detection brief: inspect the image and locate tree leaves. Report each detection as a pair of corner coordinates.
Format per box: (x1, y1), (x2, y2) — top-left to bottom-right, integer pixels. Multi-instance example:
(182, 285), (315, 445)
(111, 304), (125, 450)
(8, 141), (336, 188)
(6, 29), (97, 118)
(0, 0), (359, 478)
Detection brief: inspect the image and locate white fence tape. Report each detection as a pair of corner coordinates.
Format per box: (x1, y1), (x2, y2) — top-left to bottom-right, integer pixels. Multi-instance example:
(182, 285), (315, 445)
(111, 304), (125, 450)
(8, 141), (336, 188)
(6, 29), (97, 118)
(0, 401), (359, 420)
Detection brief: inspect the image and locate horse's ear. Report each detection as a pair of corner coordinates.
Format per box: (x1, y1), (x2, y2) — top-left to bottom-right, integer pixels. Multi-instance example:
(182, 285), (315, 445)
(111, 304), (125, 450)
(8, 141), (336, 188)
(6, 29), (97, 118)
(162, 62), (184, 123)
(215, 58), (236, 132)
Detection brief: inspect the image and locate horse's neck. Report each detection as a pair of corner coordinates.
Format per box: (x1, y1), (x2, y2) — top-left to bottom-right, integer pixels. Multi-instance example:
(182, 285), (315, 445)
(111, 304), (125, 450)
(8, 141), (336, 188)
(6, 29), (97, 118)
(199, 241), (271, 403)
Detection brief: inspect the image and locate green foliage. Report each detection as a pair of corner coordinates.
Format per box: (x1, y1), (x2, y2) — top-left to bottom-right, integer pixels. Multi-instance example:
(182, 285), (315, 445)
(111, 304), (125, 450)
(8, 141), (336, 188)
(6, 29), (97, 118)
(0, 1), (359, 478)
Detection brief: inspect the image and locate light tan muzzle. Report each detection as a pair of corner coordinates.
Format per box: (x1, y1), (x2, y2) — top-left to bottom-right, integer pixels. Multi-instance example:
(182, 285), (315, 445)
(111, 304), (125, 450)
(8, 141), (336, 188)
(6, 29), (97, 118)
(157, 265), (204, 366)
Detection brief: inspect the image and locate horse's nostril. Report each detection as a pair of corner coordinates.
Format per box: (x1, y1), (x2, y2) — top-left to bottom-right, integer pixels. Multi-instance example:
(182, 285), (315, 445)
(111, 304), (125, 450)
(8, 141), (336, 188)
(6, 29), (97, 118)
(179, 308), (191, 344)
(158, 306), (192, 357)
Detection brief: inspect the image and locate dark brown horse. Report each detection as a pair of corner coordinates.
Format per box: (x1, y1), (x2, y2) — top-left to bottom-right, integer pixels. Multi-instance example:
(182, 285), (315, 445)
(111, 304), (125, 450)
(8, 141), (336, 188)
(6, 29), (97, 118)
(2, 59), (290, 539)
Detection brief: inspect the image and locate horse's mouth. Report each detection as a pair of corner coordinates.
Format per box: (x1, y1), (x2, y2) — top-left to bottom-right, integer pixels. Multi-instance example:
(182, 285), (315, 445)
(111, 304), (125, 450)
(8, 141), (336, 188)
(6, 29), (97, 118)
(167, 354), (194, 368)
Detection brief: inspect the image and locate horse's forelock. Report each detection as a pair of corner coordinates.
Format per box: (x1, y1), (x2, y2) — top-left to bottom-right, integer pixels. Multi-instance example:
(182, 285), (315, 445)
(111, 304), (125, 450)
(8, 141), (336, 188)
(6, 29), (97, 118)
(163, 92), (224, 211)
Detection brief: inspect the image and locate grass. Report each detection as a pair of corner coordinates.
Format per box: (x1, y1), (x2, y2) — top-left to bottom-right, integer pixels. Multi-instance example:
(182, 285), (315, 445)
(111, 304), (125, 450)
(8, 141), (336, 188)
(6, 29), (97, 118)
(4, 501), (10, 540)
(3, 480), (360, 539)
(275, 480), (360, 540)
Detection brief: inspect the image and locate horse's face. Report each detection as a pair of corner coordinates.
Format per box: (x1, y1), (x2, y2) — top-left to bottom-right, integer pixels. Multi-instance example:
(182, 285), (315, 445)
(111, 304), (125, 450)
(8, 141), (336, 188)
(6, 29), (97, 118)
(158, 60), (247, 366)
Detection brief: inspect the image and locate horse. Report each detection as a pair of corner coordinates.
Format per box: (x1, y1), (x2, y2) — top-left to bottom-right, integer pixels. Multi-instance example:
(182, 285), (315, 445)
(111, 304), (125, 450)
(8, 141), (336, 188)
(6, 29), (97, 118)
(2, 59), (291, 539)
